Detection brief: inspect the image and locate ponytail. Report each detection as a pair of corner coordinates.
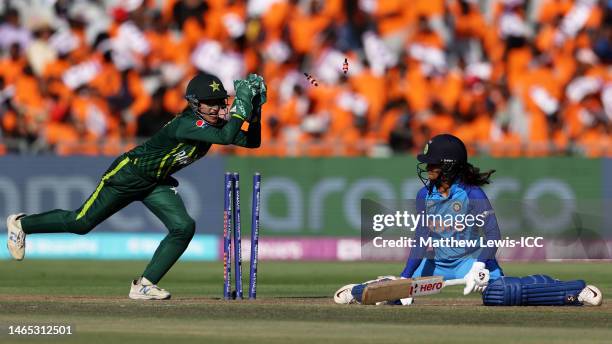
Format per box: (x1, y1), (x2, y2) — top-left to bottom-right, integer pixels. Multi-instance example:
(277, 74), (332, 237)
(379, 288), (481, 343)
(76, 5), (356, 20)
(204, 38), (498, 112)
(459, 163), (495, 186)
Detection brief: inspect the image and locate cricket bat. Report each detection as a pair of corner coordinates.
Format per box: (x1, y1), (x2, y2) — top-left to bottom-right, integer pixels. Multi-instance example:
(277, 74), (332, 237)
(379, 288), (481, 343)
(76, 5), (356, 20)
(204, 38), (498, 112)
(361, 276), (465, 305)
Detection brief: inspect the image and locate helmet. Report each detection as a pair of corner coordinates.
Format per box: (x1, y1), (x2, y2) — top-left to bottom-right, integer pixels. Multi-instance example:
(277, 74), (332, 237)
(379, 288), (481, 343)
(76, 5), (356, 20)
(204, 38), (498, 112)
(417, 134), (467, 164)
(416, 134), (468, 188)
(185, 72), (228, 124)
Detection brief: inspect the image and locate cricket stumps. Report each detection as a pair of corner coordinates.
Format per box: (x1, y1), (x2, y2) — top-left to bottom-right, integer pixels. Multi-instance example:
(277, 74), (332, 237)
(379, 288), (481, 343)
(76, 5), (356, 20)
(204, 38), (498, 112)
(223, 172), (261, 300)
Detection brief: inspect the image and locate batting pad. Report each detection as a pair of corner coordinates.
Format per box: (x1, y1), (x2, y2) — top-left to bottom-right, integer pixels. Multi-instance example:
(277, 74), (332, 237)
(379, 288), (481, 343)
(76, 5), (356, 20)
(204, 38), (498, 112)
(483, 274), (586, 306)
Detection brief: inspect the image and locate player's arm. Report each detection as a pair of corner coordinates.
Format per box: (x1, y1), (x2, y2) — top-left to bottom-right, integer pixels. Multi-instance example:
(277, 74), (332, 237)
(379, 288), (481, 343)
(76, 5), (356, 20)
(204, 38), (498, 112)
(400, 226), (428, 278)
(462, 187), (500, 295)
(233, 121), (261, 148)
(175, 114), (246, 145)
(400, 187), (429, 278)
(233, 93), (264, 148)
(470, 187), (501, 264)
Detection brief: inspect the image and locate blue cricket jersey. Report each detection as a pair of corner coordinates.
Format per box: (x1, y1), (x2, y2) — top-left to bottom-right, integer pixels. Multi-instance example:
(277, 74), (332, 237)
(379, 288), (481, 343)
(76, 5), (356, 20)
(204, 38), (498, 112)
(400, 182), (501, 278)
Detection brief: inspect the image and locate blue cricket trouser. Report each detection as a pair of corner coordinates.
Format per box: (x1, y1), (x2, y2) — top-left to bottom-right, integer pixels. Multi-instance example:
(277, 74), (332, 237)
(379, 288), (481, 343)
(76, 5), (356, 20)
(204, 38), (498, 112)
(412, 257), (504, 280)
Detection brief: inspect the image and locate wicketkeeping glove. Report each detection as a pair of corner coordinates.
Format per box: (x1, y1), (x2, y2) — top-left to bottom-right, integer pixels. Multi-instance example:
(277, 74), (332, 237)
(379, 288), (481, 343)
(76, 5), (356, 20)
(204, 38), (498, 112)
(230, 79), (256, 120)
(463, 262), (490, 295)
(246, 74), (267, 105)
(245, 73), (267, 123)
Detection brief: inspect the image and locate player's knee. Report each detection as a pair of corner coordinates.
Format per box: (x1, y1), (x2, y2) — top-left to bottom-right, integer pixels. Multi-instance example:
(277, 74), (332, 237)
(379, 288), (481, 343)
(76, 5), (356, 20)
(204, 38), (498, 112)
(174, 218), (196, 242)
(482, 277), (521, 306)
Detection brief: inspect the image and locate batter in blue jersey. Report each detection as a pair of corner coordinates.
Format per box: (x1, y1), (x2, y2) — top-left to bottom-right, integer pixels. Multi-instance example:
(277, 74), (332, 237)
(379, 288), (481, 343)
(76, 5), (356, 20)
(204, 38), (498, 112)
(334, 134), (602, 307)
(403, 133), (502, 296)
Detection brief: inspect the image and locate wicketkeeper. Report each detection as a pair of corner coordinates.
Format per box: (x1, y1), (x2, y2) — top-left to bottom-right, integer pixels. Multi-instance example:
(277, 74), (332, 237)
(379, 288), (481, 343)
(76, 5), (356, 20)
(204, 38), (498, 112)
(334, 134), (602, 306)
(6, 72), (266, 300)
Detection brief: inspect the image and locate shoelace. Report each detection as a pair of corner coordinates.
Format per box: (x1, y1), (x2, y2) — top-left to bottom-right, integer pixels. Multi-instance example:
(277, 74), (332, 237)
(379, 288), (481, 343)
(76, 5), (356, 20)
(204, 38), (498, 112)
(140, 284), (166, 295)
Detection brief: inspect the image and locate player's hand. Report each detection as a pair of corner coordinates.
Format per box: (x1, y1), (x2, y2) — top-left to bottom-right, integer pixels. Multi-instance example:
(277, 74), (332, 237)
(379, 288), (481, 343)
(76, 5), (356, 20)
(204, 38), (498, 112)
(245, 74), (266, 123)
(231, 79), (256, 119)
(246, 73), (267, 105)
(463, 262), (490, 295)
(234, 79), (257, 102)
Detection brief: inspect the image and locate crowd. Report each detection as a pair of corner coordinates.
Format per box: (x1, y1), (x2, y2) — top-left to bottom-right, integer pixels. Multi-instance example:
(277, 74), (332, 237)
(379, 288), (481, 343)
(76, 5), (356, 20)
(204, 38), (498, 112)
(0, 0), (610, 157)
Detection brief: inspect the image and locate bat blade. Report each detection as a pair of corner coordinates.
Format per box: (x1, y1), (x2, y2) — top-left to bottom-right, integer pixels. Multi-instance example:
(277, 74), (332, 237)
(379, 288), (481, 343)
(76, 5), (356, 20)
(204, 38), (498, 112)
(361, 276), (464, 305)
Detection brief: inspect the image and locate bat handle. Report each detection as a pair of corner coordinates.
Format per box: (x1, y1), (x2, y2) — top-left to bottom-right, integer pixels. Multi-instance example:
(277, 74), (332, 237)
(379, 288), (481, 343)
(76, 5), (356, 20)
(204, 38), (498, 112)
(443, 278), (466, 287)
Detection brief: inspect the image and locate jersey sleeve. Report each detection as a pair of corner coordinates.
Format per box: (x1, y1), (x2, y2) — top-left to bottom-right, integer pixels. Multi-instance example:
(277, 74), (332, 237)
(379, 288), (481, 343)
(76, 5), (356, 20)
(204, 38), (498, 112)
(175, 115), (245, 145)
(400, 186), (429, 278)
(468, 187), (501, 263)
(232, 121), (261, 148)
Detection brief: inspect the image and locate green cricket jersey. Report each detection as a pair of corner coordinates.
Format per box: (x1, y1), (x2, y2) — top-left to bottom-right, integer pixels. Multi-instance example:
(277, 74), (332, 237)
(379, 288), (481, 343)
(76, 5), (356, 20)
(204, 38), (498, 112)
(125, 108), (260, 181)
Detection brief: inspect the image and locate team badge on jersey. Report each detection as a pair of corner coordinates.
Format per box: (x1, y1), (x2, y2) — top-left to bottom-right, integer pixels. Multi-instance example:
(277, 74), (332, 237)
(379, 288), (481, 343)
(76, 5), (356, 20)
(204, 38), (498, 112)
(196, 120), (206, 128)
(452, 201), (462, 212)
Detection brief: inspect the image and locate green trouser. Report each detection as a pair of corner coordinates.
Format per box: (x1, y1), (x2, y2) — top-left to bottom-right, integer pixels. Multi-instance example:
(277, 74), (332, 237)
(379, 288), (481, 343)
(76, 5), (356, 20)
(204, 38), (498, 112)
(20, 156), (196, 284)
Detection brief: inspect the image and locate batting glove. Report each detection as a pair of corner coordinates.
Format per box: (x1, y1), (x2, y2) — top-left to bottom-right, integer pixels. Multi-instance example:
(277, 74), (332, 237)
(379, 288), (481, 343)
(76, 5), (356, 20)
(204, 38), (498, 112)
(463, 261), (490, 295)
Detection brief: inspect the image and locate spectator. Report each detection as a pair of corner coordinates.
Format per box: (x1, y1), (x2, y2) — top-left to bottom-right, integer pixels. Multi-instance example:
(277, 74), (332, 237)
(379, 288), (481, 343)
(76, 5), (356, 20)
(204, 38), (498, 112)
(0, 8), (31, 51)
(137, 88), (174, 137)
(0, 0), (609, 157)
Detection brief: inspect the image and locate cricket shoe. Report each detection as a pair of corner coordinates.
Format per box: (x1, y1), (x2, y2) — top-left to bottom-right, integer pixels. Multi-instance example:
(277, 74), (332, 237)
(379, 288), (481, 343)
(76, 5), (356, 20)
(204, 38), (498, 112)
(129, 277), (171, 300)
(334, 284), (357, 304)
(6, 213), (26, 261)
(578, 285), (602, 306)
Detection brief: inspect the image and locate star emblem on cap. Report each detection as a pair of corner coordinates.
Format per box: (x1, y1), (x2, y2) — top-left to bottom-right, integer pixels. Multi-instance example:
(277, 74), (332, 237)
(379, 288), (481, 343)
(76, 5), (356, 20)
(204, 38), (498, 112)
(210, 80), (220, 92)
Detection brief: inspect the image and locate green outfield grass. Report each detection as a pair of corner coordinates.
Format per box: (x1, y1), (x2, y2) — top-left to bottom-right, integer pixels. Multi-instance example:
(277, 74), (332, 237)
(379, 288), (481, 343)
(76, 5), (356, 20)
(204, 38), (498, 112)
(0, 260), (610, 343)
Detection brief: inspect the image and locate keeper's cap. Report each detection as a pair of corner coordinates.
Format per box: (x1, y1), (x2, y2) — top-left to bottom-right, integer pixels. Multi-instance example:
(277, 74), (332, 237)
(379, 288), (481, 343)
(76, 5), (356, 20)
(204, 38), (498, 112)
(185, 72), (228, 101)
